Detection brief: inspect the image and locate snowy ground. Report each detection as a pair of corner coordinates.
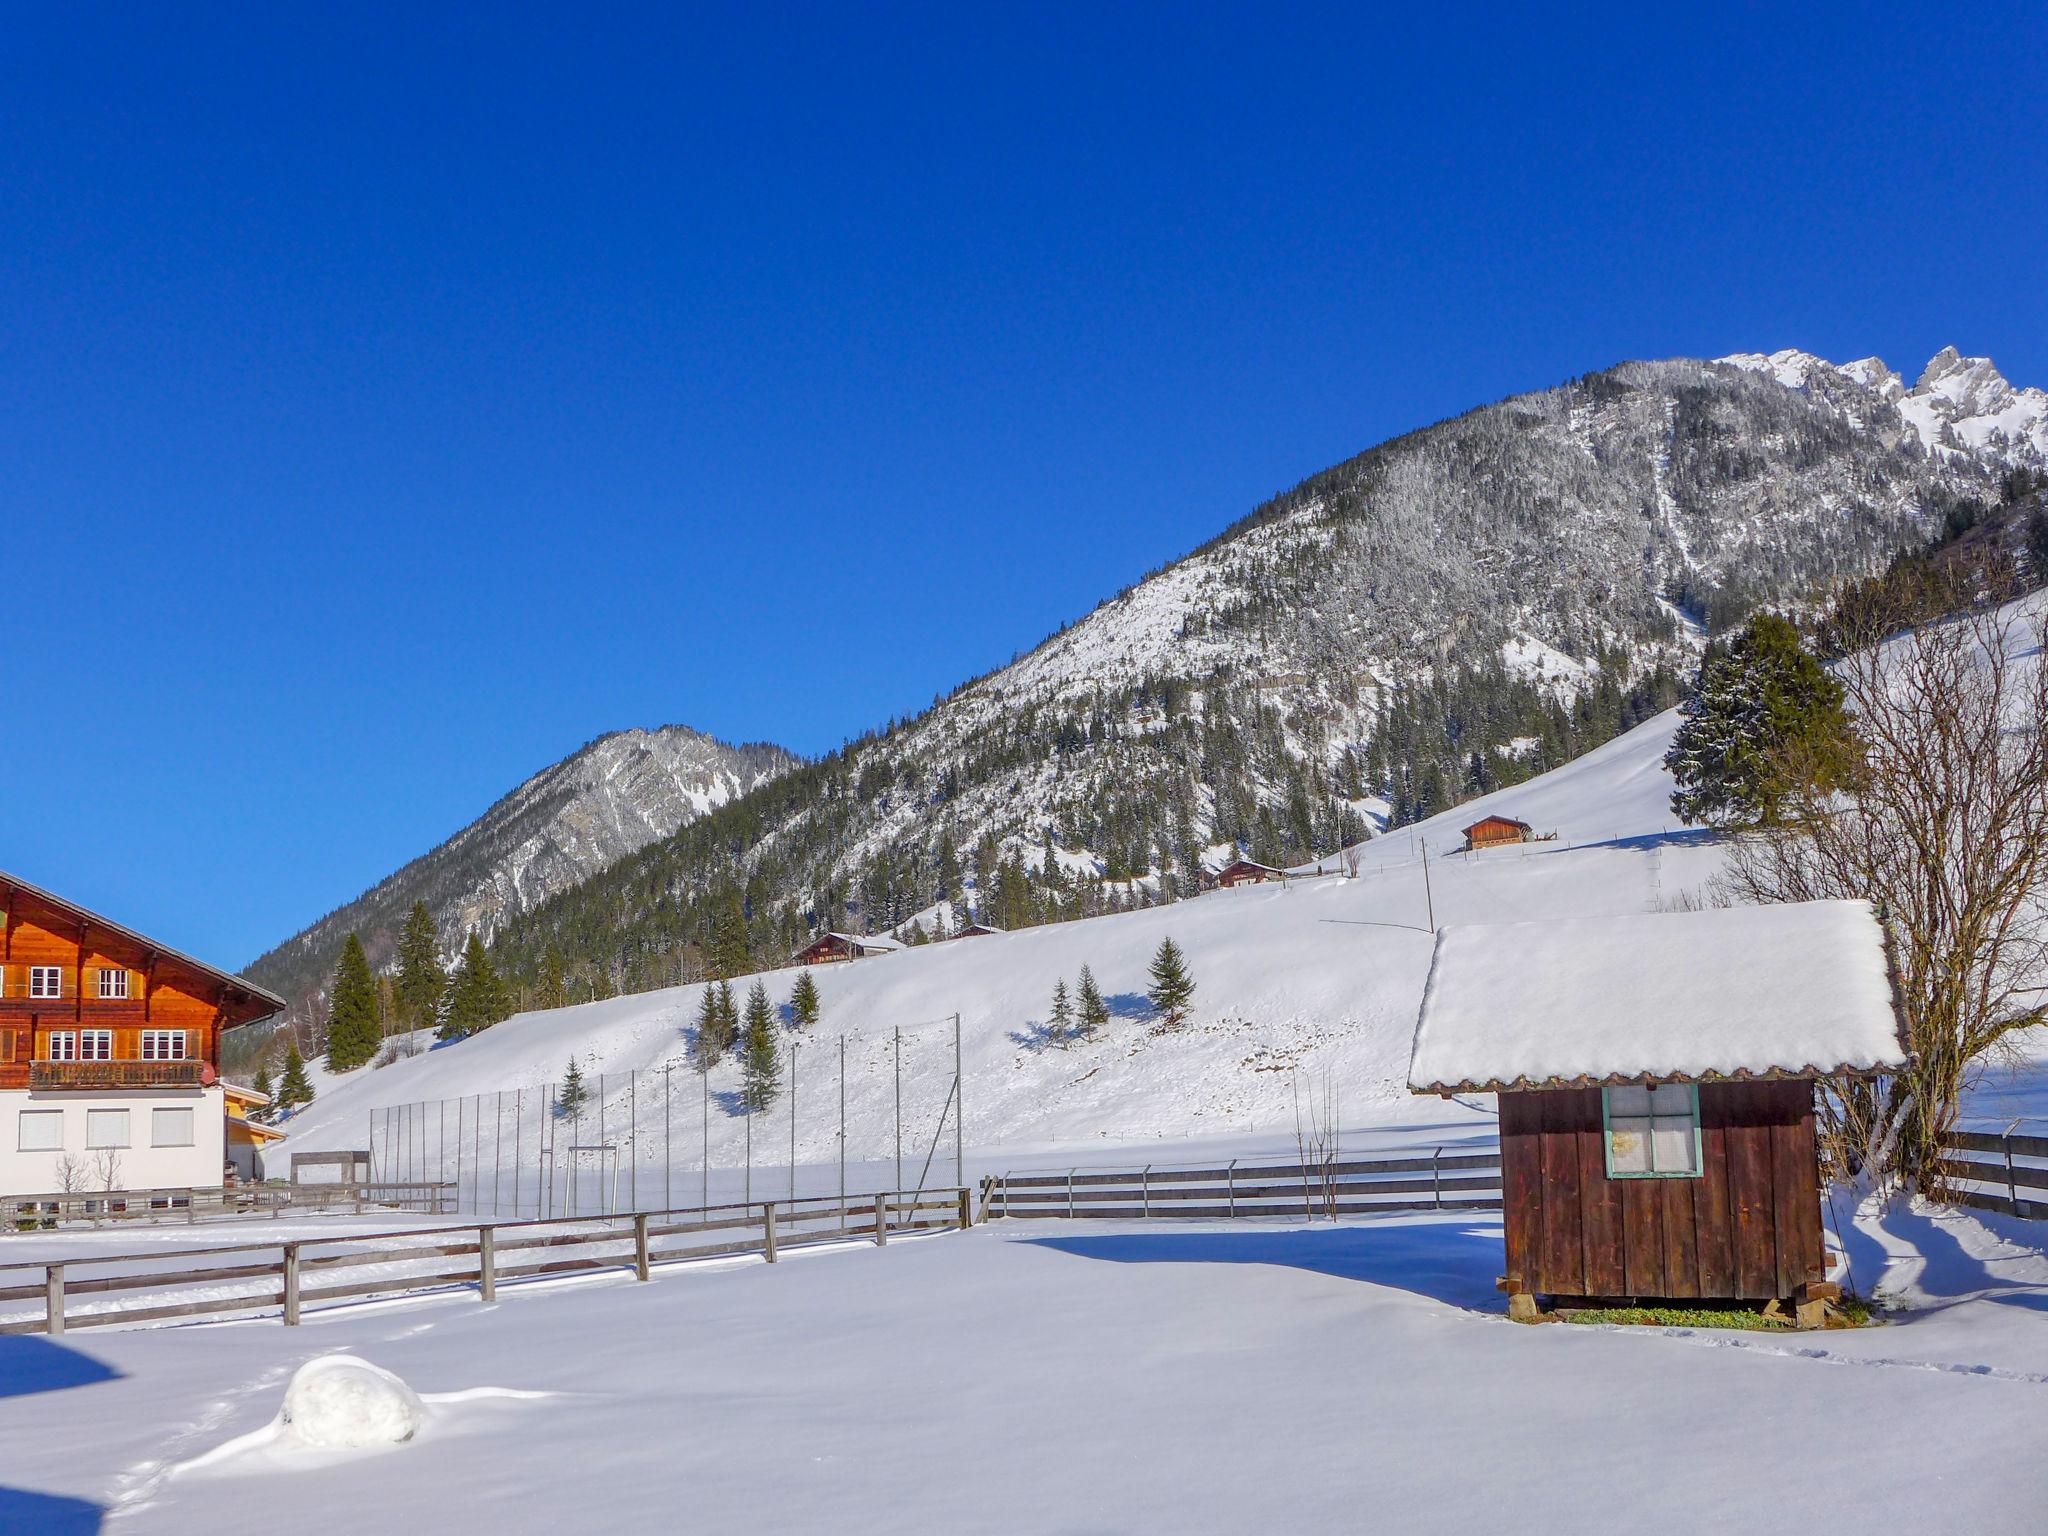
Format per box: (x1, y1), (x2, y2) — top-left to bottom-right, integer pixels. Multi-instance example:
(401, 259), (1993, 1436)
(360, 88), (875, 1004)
(7, 1190), (2047, 1534)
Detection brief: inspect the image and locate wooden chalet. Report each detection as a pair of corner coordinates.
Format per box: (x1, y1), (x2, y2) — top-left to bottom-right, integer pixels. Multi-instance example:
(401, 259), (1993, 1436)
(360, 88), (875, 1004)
(945, 923), (1004, 940)
(0, 870), (286, 1197)
(791, 932), (902, 967)
(1461, 815), (1533, 851)
(1408, 900), (1906, 1325)
(1212, 859), (1286, 889)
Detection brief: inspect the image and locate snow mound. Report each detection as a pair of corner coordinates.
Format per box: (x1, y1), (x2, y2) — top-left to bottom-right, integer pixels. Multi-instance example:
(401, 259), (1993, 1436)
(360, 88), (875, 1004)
(279, 1356), (424, 1450)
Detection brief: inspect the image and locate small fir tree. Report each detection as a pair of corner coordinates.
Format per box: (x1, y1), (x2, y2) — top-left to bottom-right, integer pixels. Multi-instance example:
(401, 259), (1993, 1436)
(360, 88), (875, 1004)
(1075, 965), (1110, 1041)
(1147, 937), (1196, 1028)
(740, 981), (780, 1112)
(278, 1044), (314, 1111)
(393, 901), (446, 1034)
(325, 933), (381, 1073)
(441, 931), (511, 1040)
(1048, 978), (1074, 1043)
(250, 1062), (275, 1121)
(693, 983), (728, 1069)
(789, 971), (821, 1031)
(556, 1057), (589, 1119)
(1664, 612), (1857, 828)
(535, 944), (569, 1012)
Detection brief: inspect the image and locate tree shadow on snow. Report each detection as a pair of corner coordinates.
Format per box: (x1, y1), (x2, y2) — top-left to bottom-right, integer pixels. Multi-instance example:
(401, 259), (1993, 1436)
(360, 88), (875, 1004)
(1104, 992), (1154, 1021)
(0, 1335), (118, 1531)
(1007, 1021), (1067, 1053)
(1853, 1201), (2048, 1316)
(1021, 1216), (1507, 1314)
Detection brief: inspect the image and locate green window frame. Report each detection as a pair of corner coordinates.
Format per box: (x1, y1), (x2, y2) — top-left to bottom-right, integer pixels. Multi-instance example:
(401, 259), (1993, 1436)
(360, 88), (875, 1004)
(1601, 1082), (1703, 1179)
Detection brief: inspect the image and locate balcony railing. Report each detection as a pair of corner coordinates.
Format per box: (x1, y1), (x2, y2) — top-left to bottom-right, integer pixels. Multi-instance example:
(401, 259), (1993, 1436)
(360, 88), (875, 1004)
(28, 1059), (205, 1090)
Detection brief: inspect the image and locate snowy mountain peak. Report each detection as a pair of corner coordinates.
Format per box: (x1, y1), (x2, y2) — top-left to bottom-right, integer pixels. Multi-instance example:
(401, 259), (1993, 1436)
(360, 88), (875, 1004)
(1720, 345), (2047, 468)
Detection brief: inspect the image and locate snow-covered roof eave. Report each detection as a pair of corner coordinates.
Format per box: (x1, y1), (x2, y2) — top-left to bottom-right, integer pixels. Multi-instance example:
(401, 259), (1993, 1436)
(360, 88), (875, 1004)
(1413, 1059), (1905, 1097)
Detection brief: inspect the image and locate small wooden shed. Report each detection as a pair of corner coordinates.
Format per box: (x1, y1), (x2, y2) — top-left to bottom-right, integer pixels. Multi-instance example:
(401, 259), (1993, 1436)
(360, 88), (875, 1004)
(1213, 859), (1286, 888)
(1461, 815), (1533, 851)
(1408, 900), (1907, 1323)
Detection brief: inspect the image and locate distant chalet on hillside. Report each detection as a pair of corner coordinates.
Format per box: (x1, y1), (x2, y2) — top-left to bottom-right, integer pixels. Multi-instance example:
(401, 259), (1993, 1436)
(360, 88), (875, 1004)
(1408, 900), (1907, 1325)
(791, 932), (903, 967)
(943, 923), (1003, 940)
(1462, 815), (1534, 852)
(1210, 859), (1286, 889)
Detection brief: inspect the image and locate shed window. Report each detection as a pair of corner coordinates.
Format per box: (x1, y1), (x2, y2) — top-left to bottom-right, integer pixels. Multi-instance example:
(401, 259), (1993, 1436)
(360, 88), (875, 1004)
(1603, 1083), (1701, 1178)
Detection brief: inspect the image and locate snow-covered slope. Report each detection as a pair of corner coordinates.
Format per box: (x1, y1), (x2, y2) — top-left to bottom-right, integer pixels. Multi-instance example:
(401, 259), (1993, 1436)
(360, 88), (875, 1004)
(246, 727), (796, 1027)
(1722, 345), (2048, 469)
(279, 702), (1722, 1166)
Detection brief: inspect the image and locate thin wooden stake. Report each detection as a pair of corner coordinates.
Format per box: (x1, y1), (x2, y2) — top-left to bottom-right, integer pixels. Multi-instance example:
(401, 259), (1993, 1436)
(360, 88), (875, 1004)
(478, 1225), (497, 1301)
(282, 1243), (301, 1326)
(45, 1263), (63, 1336)
(634, 1212), (651, 1281)
(763, 1202), (778, 1263)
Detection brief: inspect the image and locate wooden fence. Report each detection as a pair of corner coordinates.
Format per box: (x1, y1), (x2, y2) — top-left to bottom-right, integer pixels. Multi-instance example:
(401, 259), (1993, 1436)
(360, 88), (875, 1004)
(7, 1180), (457, 1230)
(0, 1187), (971, 1337)
(1939, 1127), (2048, 1219)
(983, 1146), (1502, 1220)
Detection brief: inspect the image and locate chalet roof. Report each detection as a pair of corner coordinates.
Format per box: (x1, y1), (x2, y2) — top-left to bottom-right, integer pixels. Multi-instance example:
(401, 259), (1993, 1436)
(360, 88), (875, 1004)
(1463, 815), (1532, 832)
(0, 867), (287, 1021)
(804, 931), (902, 952)
(1407, 900), (1908, 1094)
(1217, 858), (1285, 873)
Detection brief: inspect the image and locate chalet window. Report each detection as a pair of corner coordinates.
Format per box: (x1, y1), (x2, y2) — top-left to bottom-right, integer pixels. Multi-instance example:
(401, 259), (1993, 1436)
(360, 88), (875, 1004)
(29, 966), (62, 999)
(1603, 1083), (1701, 1178)
(18, 1110), (63, 1152)
(152, 1107), (195, 1147)
(85, 1108), (129, 1149)
(46, 1031), (78, 1062)
(140, 1030), (187, 1061)
(79, 1030), (113, 1062)
(97, 968), (131, 1000)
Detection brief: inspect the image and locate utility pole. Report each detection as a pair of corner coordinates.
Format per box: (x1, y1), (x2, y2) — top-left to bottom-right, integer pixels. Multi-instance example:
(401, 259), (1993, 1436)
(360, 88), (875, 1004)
(789, 1042), (798, 1203)
(952, 1013), (964, 1192)
(1421, 837), (1436, 930)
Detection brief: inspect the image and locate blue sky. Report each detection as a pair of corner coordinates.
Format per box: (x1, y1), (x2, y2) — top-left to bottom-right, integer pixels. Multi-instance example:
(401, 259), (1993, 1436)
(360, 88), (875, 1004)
(3, 4), (2043, 966)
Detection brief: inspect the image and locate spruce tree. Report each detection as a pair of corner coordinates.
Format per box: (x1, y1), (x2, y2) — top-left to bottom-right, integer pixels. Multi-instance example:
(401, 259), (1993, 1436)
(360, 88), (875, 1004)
(740, 981), (780, 1112)
(693, 983), (728, 1069)
(536, 944), (569, 1012)
(442, 931), (510, 1040)
(393, 901), (446, 1035)
(278, 1044), (314, 1111)
(556, 1058), (589, 1119)
(1665, 612), (1857, 828)
(325, 933), (381, 1073)
(1048, 978), (1074, 1043)
(250, 1062), (275, 1121)
(1075, 965), (1110, 1041)
(1147, 937), (1196, 1028)
(789, 971), (821, 1031)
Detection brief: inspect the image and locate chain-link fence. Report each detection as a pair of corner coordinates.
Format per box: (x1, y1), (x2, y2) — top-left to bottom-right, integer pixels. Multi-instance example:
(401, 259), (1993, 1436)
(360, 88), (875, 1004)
(366, 1018), (965, 1218)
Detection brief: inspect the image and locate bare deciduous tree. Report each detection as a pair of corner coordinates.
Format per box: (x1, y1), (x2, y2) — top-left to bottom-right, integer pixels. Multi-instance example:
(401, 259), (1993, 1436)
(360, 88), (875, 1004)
(1721, 600), (2048, 1193)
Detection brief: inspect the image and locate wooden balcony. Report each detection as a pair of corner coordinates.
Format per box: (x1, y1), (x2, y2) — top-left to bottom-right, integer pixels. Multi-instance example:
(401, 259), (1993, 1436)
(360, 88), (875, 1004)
(28, 1059), (205, 1090)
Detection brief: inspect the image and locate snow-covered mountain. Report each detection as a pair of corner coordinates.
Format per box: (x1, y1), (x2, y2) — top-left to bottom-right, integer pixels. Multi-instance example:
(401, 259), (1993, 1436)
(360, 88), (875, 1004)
(1722, 346), (2048, 469)
(245, 726), (796, 1027)
(480, 353), (2023, 988)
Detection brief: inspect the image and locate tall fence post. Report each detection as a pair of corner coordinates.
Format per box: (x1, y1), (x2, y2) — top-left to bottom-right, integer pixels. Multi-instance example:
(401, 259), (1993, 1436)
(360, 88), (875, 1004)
(282, 1243), (301, 1326)
(875, 1191), (889, 1246)
(763, 1202), (778, 1263)
(1068, 1168), (1075, 1219)
(478, 1225), (497, 1302)
(44, 1264), (63, 1337)
(2005, 1121), (2022, 1215)
(957, 1187), (972, 1231)
(1227, 1159), (1237, 1218)
(953, 1012), (965, 1192)
(634, 1213), (651, 1281)
(1142, 1165), (1151, 1219)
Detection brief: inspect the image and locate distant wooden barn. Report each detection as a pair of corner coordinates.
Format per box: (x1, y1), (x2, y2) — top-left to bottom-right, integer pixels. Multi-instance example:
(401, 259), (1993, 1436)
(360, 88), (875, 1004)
(1408, 901), (1906, 1325)
(791, 932), (902, 967)
(1212, 859), (1286, 889)
(946, 923), (1004, 940)
(1462, 815), (1533, 851)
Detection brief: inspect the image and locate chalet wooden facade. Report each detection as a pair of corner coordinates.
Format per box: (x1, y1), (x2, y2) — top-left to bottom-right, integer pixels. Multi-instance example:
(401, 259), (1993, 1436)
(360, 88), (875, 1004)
(1408, 901), (1907, 1324)
(1461, 815), (1533, 851)
(1212, 859), (1286, 889)
(791, 932), (902, 967)
(0, 871), (285, 1197)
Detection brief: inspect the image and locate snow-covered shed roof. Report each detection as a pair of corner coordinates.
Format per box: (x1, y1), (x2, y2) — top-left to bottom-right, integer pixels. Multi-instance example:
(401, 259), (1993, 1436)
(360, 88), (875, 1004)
(1407, 900), (1907, 1094)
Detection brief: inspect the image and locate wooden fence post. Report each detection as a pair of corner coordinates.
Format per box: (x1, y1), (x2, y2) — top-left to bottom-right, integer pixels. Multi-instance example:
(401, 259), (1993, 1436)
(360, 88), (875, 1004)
(478, 1226), (497, 1302)
(44, 1264), (63, 1337)
(1226, 1159), (1237, 1218)
(958, 1187), (972, 1231)
(2005, 1122), (2022, 1216)
(1142, 1166), (1151, 1219)
(282, 1243), (301, 1326)
(763, 1203), (778, 1263)
(634, 1213), (651, 1280)
(874, 1192), (889, 1246)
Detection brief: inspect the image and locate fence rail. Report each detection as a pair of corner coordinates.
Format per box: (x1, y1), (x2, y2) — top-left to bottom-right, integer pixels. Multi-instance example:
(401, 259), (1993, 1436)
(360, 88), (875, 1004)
(7, 1180), (457, 1231)
(984, 1147), (1503, 1220)
(0, 1187), (971, 1337)
(1939, 1127), (2048, 1220)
